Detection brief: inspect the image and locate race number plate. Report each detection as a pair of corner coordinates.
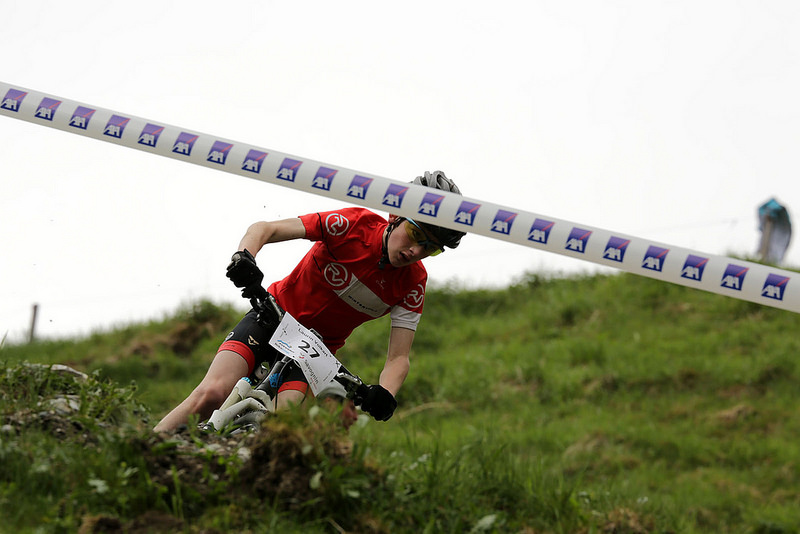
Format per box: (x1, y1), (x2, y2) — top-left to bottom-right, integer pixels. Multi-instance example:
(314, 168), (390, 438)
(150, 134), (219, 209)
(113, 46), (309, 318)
(268, 312), (341, 396)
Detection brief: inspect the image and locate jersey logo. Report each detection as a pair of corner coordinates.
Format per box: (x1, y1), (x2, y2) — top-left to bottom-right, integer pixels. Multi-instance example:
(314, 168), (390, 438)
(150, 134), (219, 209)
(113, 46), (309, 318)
(603, 236), (630, 263)
(642, 246), (669, 272)
(313, 166), (337, 191)
(403, 283), (425, 310)
(455, 201), (480, 226)
(172, 132), (198, 156)
(35, 97), (61, 121)
(242, 149), (267, 173)
(207, 141), (233, 165)
(324, 262), (350, 288)
(681, 255), (708, 281)
(721, 264), (749, 291)
(382, 184), (409, 208)
(762, 273), (789, 301)
(138, 123), (165, 147)
(528, 218), (554, 244)
(347, 175), (374, 199)
(277, 157), (302, 181)
(325, 213), (350, 236)
(1, 88), (27, 112)
(565, 227), (592, 253)
(69, 106), (96, 130)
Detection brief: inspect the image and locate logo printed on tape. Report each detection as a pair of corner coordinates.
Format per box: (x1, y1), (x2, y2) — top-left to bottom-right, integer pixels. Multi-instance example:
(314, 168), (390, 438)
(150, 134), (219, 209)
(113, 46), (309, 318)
(762, 274), (789, 301)
(491, 210), (517, 235)
(34, 97), (61, 121)
(347, 175), (374, 199)
(681, 255), (709, 281)
(313, 167), (338, 191)
(528, 219), (554, 244)
(277, 158), (302, 181)
(455, 201), (480, 226)
(603, 236), (630, 263)
(721, 264), (749, 291)
(172, 132), (198, 155)
(382, 184), (409, 208)
(1, 89), (27, 112)
(242, 149), (267, 173)
(103, 115), (130, 139)
(565, 227), (592, 253)
(642, 246), (669, 272)
(138, 123), (165, 147)
(69, 106), (96, 130)
(418, 192), (445, 217)
(207, 141), (233, 165)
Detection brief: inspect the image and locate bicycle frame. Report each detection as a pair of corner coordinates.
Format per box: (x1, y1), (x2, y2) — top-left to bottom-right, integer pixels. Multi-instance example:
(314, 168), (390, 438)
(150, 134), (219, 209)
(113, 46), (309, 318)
(200, 286), (368, 434)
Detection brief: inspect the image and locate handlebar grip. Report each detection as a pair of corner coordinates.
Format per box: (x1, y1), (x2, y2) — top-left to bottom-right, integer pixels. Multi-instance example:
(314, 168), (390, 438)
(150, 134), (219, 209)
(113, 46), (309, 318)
(334, 368), (368, 402)
(354, 382), (370, 403)
(247, 284), (269, 303)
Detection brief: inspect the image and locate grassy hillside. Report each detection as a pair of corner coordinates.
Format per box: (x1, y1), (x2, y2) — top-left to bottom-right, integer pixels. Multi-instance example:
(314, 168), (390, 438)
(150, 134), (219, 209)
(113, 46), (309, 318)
(2, 272), (799, 533)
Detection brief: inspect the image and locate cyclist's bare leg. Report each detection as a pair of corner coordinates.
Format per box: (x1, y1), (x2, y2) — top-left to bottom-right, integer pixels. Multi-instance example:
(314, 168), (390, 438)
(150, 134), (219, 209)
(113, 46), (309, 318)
(274, 389), (306, 411)
(154, 350), (249, 433)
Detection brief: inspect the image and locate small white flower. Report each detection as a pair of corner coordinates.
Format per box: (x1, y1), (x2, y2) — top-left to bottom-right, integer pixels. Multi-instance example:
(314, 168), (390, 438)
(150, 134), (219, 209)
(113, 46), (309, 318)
(470, 514), (497, 533)
(88, 478), (109, 494)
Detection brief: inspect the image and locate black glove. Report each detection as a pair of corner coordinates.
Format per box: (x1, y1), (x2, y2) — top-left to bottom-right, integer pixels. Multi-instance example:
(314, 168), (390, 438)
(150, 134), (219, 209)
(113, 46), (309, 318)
(226, 249), (264, 289)
(357, 385), (397, 421)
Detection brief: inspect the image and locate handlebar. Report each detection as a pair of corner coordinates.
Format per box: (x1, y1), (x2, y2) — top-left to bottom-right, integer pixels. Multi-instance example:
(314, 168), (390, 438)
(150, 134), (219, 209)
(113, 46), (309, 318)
(333, 369), (369, 402)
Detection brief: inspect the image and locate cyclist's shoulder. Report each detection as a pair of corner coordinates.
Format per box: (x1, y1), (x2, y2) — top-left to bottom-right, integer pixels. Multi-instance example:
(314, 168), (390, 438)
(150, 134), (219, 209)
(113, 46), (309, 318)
(306, 207), (385, 233)
(340, 207), (386, 225)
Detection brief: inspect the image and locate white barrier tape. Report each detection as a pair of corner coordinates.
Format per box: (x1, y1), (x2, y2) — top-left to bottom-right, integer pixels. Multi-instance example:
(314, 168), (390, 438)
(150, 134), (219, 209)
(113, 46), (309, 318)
(2, 81), (797, 313)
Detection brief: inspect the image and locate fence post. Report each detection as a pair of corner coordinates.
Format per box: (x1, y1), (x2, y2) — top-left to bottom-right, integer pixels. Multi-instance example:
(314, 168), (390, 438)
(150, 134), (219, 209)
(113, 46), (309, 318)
(29, 303), (38, 343)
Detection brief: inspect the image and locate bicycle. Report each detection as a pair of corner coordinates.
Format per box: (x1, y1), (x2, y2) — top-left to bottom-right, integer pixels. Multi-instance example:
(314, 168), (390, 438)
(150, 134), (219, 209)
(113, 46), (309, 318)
(200, 285), (370, 434)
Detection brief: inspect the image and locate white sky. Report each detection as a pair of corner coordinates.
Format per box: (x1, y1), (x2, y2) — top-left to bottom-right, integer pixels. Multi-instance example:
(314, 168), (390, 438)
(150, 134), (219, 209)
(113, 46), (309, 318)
(2, 0), (799, 342)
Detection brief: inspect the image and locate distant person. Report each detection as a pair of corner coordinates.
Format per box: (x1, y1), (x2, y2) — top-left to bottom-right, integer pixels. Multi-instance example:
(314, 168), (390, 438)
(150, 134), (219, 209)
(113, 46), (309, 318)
(757, 198), (792, 264)
(154, 171), (466, 432)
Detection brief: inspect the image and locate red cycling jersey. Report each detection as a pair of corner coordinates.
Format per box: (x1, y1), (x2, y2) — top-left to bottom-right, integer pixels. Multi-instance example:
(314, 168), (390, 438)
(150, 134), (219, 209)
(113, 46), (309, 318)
(267, 207), (427, 354)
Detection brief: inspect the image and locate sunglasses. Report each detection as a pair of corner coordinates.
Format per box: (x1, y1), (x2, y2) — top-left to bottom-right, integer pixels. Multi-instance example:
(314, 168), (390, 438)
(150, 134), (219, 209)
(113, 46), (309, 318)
(404, 218), (444, 256)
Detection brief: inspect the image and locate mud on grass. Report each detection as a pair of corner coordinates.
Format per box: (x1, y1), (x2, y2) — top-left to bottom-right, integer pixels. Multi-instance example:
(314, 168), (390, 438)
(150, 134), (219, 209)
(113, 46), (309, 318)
(0, 362), (389, 533)
(145, 409), (389, 527)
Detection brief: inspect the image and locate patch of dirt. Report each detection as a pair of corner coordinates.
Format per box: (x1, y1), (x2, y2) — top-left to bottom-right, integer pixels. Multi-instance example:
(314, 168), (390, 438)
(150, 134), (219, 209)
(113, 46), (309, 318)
(78, 514), (123, 534)
(120, 319), (220, 359)
(714, 403), (756, 423)
(4, 407), (94, 442)
(125, 511), (185, 534)
(239, 418), (358, 504)
(601, 507), (655, 533)
(78, 511), (186, 534)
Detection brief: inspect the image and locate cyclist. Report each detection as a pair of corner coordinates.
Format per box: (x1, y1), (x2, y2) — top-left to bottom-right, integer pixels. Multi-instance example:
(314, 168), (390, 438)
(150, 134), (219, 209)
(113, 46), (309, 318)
(154, 171), (465, 432)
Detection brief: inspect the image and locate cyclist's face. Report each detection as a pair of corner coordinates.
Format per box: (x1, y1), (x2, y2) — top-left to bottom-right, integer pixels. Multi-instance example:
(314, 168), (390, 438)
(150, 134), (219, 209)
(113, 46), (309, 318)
(386, 219), (444, 267)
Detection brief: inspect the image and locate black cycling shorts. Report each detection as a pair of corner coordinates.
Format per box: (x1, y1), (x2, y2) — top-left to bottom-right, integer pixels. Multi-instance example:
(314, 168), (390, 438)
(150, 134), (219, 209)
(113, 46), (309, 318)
(218, 309), (281, 376)
(217, 308), (309, 393)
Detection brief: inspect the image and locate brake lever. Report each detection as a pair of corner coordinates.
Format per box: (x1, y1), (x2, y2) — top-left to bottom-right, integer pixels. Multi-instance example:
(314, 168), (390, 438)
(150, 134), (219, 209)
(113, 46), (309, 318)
(334, 371), (367, 401)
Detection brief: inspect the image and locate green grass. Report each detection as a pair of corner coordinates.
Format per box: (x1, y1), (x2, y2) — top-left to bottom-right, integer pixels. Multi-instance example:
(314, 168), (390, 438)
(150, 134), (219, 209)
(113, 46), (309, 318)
(2, 272), (800, 533)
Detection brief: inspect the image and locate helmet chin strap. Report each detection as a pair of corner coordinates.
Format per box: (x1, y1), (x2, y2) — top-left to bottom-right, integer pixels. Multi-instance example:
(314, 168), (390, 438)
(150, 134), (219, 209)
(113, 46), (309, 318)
(379, 217), (405, 270)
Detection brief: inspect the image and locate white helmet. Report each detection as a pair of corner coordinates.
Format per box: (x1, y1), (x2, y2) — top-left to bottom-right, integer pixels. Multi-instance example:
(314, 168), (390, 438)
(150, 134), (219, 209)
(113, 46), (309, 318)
(411, 171), (466, 249)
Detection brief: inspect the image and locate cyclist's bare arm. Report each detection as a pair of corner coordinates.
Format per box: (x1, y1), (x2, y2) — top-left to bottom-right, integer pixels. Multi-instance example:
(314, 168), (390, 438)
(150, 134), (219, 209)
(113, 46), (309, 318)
(238, 218), (306, 254)
(380, 327), (413, 396)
